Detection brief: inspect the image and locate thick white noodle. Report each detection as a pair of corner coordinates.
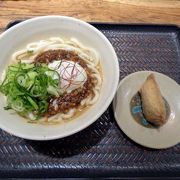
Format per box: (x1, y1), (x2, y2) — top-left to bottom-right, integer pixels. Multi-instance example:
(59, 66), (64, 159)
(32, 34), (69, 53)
(70, 38), (100, 66)
(12, 37), (102, 123)
(87, 89), (99, 105)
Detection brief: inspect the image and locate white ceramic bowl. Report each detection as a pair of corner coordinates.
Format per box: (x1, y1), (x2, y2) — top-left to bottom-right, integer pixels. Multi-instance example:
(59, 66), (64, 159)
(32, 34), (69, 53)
(0, 16), (119, 140)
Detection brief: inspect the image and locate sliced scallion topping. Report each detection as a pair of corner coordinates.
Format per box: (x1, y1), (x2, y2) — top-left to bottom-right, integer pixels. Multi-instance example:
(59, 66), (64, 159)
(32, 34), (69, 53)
(0, 62), (61, 120)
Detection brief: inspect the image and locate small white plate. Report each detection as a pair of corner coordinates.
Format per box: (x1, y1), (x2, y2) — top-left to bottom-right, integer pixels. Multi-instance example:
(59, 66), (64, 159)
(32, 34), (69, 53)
(113, 71), (180, 149)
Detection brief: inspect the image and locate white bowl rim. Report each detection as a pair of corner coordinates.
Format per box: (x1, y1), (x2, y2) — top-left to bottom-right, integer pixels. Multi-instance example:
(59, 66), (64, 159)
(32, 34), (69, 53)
(0, 16), (119, 140)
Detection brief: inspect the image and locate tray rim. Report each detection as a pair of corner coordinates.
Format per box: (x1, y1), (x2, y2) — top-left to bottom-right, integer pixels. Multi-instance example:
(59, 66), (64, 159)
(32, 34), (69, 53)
(1, 19), (180, 179)
(5, 19), (180, 30)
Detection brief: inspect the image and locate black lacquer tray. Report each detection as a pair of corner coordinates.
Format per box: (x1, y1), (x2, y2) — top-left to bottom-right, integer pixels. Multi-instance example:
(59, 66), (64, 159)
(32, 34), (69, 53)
(0, 21), (179, 178)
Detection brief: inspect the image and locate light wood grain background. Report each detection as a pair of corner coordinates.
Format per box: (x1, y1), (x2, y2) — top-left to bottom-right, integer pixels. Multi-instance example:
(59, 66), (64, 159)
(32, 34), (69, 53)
(0, 0), (180, 32)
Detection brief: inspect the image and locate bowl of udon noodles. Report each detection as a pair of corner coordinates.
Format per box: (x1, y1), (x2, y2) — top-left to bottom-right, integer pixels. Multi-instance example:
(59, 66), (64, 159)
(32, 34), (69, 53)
(0, 16), (119, 140)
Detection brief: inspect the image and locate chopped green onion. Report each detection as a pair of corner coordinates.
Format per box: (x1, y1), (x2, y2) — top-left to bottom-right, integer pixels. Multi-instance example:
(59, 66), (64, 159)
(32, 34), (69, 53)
(11, 98), (25, 112)
(0, 62), (61, 120)
(27, 96), (38, 110)
(27, 50), (34, 55)
(47, 85), (59, 97)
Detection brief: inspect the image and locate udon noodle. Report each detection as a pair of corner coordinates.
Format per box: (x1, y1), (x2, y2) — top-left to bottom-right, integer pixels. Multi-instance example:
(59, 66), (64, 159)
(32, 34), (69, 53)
(11, 37), (102, 123)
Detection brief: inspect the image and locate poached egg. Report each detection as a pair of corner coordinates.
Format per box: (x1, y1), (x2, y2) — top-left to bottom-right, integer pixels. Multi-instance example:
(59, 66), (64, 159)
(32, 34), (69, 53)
(48, 60), (87, 93)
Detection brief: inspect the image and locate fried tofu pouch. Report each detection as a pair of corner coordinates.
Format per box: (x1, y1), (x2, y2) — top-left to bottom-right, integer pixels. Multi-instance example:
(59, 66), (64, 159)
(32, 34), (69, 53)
(139, 74), (167, 126)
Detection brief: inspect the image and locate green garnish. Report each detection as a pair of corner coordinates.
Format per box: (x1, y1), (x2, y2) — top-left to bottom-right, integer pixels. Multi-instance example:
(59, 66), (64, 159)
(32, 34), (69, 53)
(27, 50), (34, 55)
(0, 62), (61, 120)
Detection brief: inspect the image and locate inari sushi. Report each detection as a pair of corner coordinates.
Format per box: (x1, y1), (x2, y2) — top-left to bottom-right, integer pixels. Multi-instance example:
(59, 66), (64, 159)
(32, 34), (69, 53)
(140, 74), (167, 126)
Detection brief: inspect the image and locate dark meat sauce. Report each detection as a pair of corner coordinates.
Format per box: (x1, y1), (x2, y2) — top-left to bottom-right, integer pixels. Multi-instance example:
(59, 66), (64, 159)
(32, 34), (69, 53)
(35, 49), (95, 117)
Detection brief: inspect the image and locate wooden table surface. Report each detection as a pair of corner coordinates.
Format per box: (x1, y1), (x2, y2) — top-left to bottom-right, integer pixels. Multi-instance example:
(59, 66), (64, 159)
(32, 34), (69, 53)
(0, 0), (180, 32)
